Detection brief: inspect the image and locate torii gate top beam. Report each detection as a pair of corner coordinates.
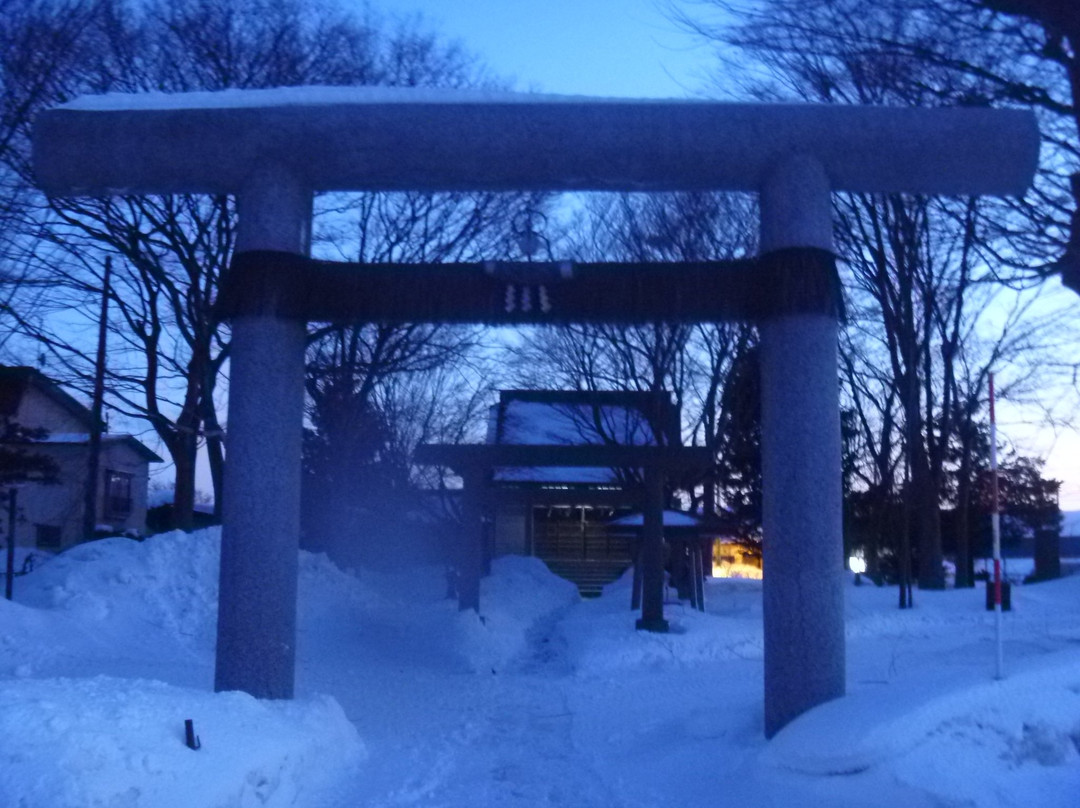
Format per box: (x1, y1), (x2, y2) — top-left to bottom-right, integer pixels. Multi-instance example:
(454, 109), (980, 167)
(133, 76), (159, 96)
(34, 86), (1038, 198)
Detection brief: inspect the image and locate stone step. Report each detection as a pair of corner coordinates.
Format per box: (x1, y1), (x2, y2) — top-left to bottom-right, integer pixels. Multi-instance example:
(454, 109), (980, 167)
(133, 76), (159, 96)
(542, 559), (631, 598)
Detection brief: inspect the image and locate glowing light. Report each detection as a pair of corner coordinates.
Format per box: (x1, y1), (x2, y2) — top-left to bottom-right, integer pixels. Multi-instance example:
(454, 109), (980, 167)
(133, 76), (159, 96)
(849, 555), (867, 575)
(712, 561), (764, 580)
(711, 539), (763, 579)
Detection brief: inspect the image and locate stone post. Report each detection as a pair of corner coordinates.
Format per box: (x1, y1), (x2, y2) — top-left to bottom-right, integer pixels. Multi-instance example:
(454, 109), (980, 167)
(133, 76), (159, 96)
(758, 155), (845, 737)
(215, 167), (311, 699)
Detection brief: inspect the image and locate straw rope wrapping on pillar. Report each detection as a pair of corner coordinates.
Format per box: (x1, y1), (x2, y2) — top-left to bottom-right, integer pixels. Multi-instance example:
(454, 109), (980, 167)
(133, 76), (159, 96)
(216, 248), (842, 325)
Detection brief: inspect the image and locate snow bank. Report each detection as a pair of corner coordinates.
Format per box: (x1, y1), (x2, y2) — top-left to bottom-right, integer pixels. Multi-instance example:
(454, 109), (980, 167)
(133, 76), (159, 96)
(16, 529), (383, 655)
(6, 519), (1079, 807)
(0, 676), (364, 808)
(456, 555), (579, 673)
(764, 650), (1080, 806)
(561, 574), (764, 675)
(19, 530), (220, 650)
(297, 548), (377, 620)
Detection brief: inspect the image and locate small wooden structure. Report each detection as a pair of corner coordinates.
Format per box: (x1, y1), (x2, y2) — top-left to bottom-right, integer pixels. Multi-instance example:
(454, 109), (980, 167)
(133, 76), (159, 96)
(486, 389), (677, 586)
(415, 436), (711, 632)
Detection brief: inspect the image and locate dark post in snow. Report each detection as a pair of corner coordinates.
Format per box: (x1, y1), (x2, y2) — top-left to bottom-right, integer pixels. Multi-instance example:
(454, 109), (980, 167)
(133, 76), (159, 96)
(33, 89), (1037, 730)
(758, 156), (845, 738)
(636, 464), (668, 632)
(458, 467), (485, 613)
(214, 166), (311, 699)
(5, 488), (16, 601)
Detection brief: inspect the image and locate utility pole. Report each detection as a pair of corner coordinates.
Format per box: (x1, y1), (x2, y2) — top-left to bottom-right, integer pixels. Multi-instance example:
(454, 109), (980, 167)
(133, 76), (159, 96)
(990, 373), (1004, 680)
(83, 256), (111, 540)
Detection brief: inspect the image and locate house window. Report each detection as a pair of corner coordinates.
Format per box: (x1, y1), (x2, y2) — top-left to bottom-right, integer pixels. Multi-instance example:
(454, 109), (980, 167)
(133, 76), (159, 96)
(35, 524), (62, 550)
(104, 470), (133, 519)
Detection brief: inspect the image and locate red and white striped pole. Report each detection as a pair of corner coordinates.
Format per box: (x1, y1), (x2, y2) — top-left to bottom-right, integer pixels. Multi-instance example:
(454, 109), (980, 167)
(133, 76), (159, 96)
(989, 373), (1004, 680)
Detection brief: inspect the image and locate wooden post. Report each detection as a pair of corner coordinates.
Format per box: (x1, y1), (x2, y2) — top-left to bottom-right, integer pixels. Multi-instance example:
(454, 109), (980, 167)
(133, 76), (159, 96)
(526, 497), (535, 557)
(630, 542), (643, 611)
(5, 488), (16, 601)
(636, 465), (668, 632)
(458, 467), (485, 613)
(689, 542), (704, 611)
(695, 542), (708, 612)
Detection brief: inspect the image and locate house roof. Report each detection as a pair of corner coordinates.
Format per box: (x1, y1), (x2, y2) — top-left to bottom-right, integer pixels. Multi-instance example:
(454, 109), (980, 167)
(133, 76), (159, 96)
(0, 365), (162, 463)
(0, 366), (94, 423)
(33, 433), (163, 464)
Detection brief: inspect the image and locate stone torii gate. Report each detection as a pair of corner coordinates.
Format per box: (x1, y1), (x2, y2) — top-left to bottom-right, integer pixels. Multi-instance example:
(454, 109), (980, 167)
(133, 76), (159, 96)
(34, 87), (1037, 737)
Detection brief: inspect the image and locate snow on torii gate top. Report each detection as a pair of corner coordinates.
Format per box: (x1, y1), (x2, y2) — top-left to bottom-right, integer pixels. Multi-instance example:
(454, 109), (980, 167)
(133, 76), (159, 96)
(34, 85), (1038, 197)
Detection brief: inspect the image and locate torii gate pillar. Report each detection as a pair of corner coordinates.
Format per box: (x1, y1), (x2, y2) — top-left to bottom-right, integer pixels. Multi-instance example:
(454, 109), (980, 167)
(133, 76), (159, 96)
(758, 156), (844, 737)
(214, 167), (311, 698)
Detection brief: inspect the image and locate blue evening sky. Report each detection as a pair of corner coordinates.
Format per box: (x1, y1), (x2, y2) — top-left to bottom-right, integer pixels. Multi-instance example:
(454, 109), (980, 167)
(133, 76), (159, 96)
(376, 0), (715, 98)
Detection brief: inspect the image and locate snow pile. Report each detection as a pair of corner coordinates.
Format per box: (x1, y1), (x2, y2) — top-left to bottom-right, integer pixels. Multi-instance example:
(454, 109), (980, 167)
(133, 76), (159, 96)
(297, 549), (377, 621)
(1, 529), (368, 808)
(767, 651), (1080, 807)
(561, 574), (764, 675)
(0, 676), (364, 808)
(457, 555), (579, 673)
(4, 521), (1080, 806)
(19, 530), (220, 650)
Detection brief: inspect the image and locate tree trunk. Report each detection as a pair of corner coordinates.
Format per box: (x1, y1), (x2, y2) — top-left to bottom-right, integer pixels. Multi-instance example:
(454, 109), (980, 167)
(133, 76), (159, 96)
(172, 435), (197, 532)
(1033, 528), (1061, 581)
(201, 395), (225, 519)
(902, 353), (945, 590)
(911, 449), (946, 589)
(954, 449), (975, 588)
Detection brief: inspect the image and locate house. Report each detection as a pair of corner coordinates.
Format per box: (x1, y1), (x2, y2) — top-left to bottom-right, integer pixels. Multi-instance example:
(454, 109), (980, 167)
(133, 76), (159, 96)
(0, 366), (161, 551)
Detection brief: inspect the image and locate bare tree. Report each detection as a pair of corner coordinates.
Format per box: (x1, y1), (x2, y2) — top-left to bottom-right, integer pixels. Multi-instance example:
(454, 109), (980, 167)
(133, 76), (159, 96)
(3, 0), (492, 529)
(0, 1), (99, 353)
(670, 0), (1077, 589)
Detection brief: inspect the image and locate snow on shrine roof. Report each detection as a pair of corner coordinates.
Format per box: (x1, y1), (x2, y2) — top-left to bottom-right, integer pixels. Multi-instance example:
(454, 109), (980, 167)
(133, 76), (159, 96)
(610, 510), (700, 527)
(498, 400), (659, 447)
(58, 85), (654, 112)
(490, 390), (676, 486)
(36, 86), (1039, 198)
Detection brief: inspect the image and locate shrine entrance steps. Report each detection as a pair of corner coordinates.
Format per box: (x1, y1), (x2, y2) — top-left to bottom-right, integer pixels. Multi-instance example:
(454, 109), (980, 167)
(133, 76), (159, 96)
(542, 558), (632, 598)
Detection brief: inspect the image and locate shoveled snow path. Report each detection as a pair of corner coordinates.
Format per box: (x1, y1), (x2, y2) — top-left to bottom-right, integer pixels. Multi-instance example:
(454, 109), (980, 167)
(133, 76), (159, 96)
(297, 583), (620, 806)
(300, 570), (1080, 808)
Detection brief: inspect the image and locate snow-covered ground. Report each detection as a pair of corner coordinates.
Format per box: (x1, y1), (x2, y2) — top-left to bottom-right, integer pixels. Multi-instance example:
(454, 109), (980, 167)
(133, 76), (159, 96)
(1, 528), (1077, 807)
